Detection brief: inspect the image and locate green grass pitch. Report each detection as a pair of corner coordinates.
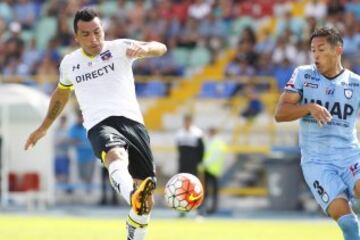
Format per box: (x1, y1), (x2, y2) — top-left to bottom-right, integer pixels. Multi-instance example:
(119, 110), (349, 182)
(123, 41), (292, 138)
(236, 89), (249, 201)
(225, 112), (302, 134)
(0, 215), (342, 240)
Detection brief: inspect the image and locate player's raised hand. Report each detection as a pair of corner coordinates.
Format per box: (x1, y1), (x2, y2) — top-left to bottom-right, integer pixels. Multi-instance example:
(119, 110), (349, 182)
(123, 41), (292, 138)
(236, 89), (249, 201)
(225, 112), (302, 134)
(126, 42), (149, 58)
(309, 103), (332, 127)
(24, 128), (47, 150)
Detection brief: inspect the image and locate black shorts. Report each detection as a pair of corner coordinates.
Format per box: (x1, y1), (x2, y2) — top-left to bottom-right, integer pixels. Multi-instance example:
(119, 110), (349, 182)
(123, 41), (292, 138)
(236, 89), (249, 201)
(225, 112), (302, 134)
(87, 116), (155, 179)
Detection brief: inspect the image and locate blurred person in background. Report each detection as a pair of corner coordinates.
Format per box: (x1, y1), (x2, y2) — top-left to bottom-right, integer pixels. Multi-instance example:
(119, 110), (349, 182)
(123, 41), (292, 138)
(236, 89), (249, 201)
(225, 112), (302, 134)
(273, 58), (295, 90)
(175, 114), (204, 217)
(275, 27), (360, 240)
(25, 7), (167, 240)
(34, 52), (59, 88)
(13, 0), (36, 30)
(199, 127), (227, 215)
(240, 83), (263, 120)
(68, 110), (96, 193)
(54, 115), (72, 194)
(0, 0), (14, 24)
(176, 114), (204, 177)
(304, 0), (327, 21)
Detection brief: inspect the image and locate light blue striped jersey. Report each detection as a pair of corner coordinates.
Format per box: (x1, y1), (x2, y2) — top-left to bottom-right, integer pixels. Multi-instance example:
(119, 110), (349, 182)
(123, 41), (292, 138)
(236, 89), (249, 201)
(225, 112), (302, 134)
(285, 65), (360, 163)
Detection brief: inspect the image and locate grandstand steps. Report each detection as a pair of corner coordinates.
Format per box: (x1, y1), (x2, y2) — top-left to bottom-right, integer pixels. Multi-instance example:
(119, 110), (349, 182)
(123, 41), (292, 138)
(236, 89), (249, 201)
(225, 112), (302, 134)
(200, 49), (235, 80)
(143, 78), (202, 130)
(232, 172), (258, 186)
(144, 50), (235, 130)
(243, 161), (264, 173)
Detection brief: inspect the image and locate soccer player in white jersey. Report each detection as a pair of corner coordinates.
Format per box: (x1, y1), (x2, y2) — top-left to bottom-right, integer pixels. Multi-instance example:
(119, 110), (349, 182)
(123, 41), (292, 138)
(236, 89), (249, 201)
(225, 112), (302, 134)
(24, 7), (167, 240)
(275, 27), (360, 240)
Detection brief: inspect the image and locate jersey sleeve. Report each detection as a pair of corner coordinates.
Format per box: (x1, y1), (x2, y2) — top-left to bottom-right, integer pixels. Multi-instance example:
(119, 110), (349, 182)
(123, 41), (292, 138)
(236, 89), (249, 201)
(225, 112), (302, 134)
(284, 67), (303, 96)
(115, 38), (143, 62)
(58, 58), (74, 90)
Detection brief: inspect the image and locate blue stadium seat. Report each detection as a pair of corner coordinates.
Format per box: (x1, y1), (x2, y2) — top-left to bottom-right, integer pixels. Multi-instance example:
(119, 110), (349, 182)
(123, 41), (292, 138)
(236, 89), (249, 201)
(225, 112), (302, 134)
(198, 81), (218, 98)
(142, 81), (167, 97)
(135, 82), (147, 97)
(223, 81), (239, 97)
(199, 81), (239, 98)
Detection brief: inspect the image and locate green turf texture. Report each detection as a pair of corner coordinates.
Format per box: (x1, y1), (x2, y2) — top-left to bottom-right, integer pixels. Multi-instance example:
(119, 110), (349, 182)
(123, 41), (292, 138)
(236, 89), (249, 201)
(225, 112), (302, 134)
(0, 215), (342, 240)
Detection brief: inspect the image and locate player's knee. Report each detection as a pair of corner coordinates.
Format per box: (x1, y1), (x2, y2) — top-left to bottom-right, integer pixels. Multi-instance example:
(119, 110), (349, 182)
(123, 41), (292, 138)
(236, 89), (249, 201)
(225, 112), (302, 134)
(327, 198), (352, 221)
(104, 147), (128, 167)
(353, 182), (360, 198)
(337, 214), (360, 240)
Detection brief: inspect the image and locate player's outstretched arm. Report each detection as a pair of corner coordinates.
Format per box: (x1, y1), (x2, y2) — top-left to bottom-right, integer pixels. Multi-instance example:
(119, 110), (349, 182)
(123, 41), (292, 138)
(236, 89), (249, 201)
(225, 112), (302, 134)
(274, 91), (332, 124)
(126, 41), (167, 59)
(24, 87), (72, 150)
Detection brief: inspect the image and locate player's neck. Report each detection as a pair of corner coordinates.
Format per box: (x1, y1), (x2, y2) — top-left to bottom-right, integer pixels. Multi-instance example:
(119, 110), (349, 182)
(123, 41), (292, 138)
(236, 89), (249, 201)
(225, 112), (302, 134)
(81, 44), (104, 58)
(82, 48), (97, 58)
(322, 64), (344, 79)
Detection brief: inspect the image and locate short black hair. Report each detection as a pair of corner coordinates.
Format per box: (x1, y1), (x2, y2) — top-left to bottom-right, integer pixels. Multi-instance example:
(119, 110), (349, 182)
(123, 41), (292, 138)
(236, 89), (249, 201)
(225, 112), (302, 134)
(310, 27), (343, 46)
(73, 7), (99, 33)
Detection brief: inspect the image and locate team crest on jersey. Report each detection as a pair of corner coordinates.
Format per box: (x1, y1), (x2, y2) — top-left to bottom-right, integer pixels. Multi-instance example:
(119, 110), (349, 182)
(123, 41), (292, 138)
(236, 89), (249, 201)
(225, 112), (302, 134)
(100, 50), (112, 61)
(344, 89), (353, 99)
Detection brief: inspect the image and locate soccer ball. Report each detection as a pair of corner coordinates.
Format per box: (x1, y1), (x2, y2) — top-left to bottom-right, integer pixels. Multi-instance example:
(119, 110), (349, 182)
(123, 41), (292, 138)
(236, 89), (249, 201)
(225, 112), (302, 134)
(164, 173), (204, 212)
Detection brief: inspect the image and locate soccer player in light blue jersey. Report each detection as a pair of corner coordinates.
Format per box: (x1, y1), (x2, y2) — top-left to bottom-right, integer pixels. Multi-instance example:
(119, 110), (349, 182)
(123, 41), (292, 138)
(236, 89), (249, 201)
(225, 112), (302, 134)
(275, 27), (360, 240)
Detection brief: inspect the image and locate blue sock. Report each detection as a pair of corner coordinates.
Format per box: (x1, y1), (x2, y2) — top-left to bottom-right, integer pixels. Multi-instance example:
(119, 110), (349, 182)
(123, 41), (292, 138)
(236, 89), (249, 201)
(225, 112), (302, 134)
(338, 214), (360, 240)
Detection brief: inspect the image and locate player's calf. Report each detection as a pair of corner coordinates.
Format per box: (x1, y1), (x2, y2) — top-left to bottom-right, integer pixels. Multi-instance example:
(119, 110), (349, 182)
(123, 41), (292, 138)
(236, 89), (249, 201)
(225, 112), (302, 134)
(106, 147), (134, 204)
(328, 199), (360, 240)
(338, 214), (360, 240)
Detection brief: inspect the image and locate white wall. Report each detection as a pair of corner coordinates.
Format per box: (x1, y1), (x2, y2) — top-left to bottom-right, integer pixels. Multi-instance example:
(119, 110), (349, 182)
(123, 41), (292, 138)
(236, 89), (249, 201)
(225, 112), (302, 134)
(0, 86), (54, 207)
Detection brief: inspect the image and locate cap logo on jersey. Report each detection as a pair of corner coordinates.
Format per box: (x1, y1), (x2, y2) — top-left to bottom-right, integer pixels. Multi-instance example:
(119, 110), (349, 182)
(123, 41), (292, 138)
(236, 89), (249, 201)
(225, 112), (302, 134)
(75, 63), (115, 83)
(344, 89), (353, 99)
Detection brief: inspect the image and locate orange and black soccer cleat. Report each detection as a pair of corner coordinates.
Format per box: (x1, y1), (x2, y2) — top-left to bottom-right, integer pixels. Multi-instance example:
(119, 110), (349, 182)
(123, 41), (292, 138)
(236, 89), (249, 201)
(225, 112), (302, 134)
(131, 177), (156, 215)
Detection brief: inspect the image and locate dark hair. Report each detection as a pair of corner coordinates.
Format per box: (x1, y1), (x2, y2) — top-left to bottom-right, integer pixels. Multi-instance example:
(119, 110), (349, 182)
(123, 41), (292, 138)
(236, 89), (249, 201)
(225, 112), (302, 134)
(73, 7), (99, 33)
(310, 27), (343, 46)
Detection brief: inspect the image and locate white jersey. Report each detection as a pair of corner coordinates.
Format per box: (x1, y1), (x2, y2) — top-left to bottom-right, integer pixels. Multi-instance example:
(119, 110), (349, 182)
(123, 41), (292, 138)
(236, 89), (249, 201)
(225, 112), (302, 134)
(59, 39), (144, 130)
(175, 126), (203, 147)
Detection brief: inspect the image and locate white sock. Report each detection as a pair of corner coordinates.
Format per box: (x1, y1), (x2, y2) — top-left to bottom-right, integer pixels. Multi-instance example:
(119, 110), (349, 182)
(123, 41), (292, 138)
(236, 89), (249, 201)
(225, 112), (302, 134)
(108, 156), (134, 205)
(126, 208), (150, 240)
